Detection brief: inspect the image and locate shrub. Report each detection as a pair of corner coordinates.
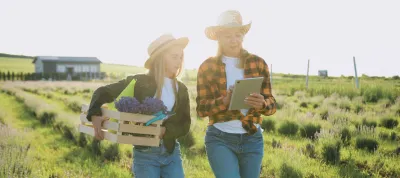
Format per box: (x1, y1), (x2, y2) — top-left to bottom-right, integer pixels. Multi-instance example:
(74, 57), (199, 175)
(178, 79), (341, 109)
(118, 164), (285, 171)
(340, 128), (352, 145)
(304, 143), (316, 158)
(390, 132), (397, 141)
(39, 112), (56, 125)
(279, 163), (303, 178)
(355, 137), (379, 152)
(379, 131), (390, 140)
(261, 119), (275, 132)
(91, 138), (102, 156)
(0, 126), (32, 177)
(103, 143), (121, 161)
(322, 141), (341, 165)
(362, 86), (396, 103)
(53, 122), (63, 132)
(272, 138), (282, 148)
(83, 89), (91, 93)
(359, 118), (377, 128)
(395, 147), (400, 155)
(395, 109), (400, 117)
(0, 116), (4, 125)
(362, 87), (383, 103)
(339, 100), (351, 112)
(300, 123), (321, 139)
(62, 125), (76, 142)
(320, 109), (329, 120)
(313, 103), (319, 109)
(380, 117), (399, 129)
(78, 133), (88, 147)
(276, 102), (284, 109)
(300, 102), (308, 108)
(46, 93), (54, 99)
(0, 143), (32, 177)
(178, 131), (195, 148)
(278, 121), (299, 136)
(67, 101), (81, 113)
(353, 104), (364, 114)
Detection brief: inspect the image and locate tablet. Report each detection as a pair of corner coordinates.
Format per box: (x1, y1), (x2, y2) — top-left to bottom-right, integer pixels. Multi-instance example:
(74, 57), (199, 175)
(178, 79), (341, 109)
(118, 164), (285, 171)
(228, 77), (264, 110)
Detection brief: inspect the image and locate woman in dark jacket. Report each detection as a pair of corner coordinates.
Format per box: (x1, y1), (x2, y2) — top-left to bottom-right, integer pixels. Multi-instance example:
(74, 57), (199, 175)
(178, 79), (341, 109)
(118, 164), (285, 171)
(86, 34), (191, 178)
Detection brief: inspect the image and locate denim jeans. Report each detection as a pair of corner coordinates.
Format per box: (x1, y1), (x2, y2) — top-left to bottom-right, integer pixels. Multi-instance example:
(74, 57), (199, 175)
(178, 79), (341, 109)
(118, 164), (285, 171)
(205, 125), (264, 178)
(132, 140), (184, 178)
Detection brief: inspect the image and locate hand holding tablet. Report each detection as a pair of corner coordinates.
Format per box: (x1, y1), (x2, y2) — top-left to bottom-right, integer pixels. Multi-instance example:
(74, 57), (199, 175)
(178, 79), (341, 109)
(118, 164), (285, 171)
(228, 77), (265, 110)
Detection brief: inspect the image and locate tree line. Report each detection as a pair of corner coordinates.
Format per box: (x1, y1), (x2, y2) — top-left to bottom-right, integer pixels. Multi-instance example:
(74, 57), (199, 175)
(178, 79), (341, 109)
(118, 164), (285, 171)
(0, 71), (107, 81)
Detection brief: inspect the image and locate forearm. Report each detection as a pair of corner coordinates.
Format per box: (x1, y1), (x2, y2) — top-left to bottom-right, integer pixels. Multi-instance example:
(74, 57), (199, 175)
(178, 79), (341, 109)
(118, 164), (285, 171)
(196, 96), (227, 117)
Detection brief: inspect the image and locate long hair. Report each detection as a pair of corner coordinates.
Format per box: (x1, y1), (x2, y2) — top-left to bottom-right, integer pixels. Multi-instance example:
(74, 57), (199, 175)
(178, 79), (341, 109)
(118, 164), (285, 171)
(216, 38), (246, 69)
(148, 48), (184, 109)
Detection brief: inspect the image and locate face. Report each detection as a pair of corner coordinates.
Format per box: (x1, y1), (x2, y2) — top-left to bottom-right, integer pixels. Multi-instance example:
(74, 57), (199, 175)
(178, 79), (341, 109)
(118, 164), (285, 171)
(217, 28), (244, 54)
(162, 46), (184, 77)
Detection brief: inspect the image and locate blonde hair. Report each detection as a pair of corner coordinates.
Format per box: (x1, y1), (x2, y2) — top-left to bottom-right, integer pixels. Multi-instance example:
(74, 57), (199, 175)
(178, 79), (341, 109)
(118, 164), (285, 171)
(216, 42), (246, 69)
(148, 48), (184, 110)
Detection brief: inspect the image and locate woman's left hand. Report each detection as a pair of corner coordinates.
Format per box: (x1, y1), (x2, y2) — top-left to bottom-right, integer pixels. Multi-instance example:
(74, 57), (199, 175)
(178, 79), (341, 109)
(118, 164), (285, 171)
(245, 93), (265, 110)
(159, 127), (166, 139)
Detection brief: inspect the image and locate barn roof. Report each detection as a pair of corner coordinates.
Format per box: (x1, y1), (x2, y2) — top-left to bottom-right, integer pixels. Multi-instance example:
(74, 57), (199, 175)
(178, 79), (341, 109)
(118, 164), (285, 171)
(32, 56), (102, 63)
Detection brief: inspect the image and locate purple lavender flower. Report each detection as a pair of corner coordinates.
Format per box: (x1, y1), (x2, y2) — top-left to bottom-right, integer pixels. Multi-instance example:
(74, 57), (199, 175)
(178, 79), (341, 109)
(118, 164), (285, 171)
(114, 96), (167, 115)
(114, 97), (141, 113)
(141, 97), (167, 115)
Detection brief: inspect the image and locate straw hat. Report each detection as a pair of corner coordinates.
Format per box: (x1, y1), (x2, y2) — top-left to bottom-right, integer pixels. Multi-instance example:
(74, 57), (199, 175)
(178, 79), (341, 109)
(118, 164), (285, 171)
(144, 34), (189, 69)
(205, 10), (252, 40)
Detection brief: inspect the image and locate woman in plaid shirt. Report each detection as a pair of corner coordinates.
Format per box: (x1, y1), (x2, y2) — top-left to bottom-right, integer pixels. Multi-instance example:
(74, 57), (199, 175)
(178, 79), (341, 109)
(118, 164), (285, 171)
(196, 10), (277, 178)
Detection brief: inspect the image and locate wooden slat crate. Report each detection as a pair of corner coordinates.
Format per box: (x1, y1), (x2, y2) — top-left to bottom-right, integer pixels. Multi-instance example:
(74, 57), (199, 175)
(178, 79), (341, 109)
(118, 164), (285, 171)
(79, 104), (164, 147)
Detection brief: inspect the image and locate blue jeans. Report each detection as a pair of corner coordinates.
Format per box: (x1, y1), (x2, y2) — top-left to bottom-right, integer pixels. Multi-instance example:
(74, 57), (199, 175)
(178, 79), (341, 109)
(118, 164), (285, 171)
(132, 141), (184, 178)
(205, 125), (264, 178)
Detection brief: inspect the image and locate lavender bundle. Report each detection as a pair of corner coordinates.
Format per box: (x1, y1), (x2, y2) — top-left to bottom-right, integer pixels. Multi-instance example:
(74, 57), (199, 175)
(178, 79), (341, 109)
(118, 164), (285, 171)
(114, 96), (168, 137)
(114, 97), (167, 115)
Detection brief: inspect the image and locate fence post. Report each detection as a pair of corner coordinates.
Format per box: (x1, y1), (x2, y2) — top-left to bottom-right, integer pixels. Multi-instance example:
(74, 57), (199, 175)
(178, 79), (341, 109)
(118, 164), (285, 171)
(306, 59), (310, 89)
(353, 56), (359, 89)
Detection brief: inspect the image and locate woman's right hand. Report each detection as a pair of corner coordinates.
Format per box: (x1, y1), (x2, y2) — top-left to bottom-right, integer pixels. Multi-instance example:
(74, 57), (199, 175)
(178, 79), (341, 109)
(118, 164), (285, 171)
(91, 115), (108, 140)
(223, 85), (234, 107)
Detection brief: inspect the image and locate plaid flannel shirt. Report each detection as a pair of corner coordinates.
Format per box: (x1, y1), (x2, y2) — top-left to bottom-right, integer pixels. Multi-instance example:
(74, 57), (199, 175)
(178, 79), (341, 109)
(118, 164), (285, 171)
(196, 50), (276, 135)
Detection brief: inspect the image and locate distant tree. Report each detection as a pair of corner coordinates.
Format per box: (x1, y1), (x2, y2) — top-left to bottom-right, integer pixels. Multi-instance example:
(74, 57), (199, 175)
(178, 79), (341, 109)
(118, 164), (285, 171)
(2, 72), (5, 81)
(361, 74), (369, 78)
(11, 72), (15, 81)
(20, 72), (24, 81)
(26, 73), (31, 81)
(7, 71), (11, 81)
(393, 75), (400, 80)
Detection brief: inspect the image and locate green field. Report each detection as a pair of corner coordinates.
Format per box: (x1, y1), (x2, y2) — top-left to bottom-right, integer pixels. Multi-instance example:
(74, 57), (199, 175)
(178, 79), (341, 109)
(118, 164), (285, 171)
(1, 56), (400, 177)
(0, 57), (34, 73)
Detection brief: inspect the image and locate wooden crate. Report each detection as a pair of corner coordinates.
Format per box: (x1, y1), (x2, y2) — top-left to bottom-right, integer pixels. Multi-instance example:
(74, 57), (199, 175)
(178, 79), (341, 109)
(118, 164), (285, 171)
(79, 104), (164, 147)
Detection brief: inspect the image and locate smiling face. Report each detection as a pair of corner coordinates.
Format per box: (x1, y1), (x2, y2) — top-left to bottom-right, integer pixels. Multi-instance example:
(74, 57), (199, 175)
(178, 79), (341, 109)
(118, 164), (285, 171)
(217, 28), (244, 57)
(162, 45), (184, 78)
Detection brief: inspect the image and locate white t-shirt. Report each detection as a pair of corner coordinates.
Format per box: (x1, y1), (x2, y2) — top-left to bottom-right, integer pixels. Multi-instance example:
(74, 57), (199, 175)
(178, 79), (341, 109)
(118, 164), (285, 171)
(158, 77), (177, 112)
(213, 56), (261, 134)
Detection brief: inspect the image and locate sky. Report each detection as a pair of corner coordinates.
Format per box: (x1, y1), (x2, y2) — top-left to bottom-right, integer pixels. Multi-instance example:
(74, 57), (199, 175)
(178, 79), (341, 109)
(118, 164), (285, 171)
(0, 0), (399, 77)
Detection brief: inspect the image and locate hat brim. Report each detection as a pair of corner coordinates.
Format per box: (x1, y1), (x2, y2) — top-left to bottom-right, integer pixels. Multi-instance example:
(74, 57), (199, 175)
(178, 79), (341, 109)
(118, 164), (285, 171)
(144, 37), (189, 69)
(205, 22), (252, 41)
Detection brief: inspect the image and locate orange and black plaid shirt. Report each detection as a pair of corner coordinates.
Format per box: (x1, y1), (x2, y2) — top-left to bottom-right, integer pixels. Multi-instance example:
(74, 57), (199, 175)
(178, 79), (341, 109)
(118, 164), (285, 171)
(196, 50), (277, 135)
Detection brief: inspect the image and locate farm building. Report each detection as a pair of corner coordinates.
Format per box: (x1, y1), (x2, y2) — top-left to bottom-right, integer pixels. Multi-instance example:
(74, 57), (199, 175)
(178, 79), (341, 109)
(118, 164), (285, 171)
(33, 56), (101, 73)
(318, 70), (328, 77)
(32, 56), (104, 80)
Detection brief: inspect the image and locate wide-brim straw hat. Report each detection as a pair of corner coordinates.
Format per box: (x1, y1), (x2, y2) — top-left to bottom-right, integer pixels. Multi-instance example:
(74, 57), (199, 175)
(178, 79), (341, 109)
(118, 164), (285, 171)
(144, 34), (189, 69)
(205, 10), (252, 40)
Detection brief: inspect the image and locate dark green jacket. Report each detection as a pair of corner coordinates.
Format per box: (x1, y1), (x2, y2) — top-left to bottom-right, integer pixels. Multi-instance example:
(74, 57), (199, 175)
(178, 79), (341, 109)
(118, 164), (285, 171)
(86, 74), (191, 153)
